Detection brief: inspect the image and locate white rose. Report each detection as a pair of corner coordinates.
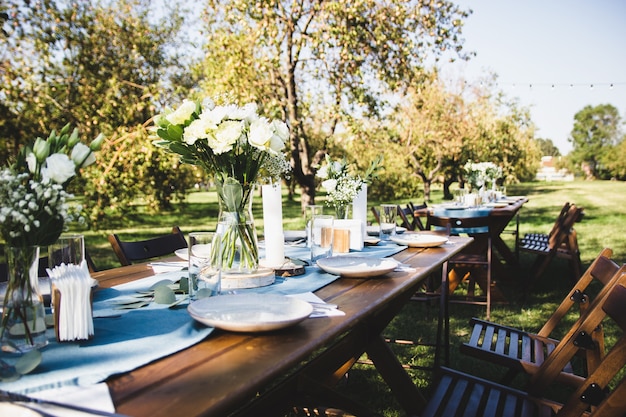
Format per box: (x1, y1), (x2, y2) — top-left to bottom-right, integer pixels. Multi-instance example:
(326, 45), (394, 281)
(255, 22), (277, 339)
(272, 120), (289, 142)
(316, 164), (329, 179)
(185, 117), (216, 145)
(71, 143), (96, 168)
(210, 120), (243, 154)
(204, 105), (229, 125)
(42, 153), (76, 184)
(248, 118), (273, 151)
(165, 100), (197, 125)
(321, 178), (337, 192)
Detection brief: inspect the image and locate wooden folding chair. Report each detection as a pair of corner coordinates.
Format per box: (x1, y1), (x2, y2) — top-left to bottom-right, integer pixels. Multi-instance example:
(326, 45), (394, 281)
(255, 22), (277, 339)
(461, 248), (619, 385)
(521, 202), (584, 289)
(397, 205), (417, 231)
(406, 201), (428, 231)
(421, 279), (626, 417)
(108, 226), (187, 266)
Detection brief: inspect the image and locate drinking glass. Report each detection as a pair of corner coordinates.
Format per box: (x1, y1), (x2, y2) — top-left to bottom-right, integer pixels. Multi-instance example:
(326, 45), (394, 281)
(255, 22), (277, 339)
(188, 232), (222, 300)
(49, 234), (85, 269)
(379, 204), (397, 240)
(310, 215), (334, 262)
(305, 205), (324, 247)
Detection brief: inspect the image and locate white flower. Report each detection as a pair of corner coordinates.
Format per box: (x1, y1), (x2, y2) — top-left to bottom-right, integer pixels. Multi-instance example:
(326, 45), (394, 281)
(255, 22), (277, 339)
(185, 117), (216, 145)
(26, 152), (37, 174)
(211, 120), (243, 154)
(42, 154), (76, 184)
(272, 120), (289, 141)
(321, 178), (337, 192)
(165, 100), (197, 125)
(248, 118), (274, 152)
(71, 142), (96, 168)
(231, 102), (258, 122)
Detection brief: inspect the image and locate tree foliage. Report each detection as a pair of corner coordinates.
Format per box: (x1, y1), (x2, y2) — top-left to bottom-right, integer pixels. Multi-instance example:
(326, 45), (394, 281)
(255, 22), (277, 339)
(196, 0), (472, 211)
(567, 104), (624, 179)
(392, 74), (540, 200)
(1, 0), (194, 226)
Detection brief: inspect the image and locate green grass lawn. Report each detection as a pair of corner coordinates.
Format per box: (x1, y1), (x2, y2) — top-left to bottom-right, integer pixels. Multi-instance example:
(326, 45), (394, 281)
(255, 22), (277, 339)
(75, 180), (626, 416)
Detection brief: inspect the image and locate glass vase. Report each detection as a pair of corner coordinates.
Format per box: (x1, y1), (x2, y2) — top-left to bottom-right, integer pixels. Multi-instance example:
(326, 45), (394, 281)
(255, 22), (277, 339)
(334, 203), (351, 219)
(216, 178), (259, 274)
(1, 246), (48, 351)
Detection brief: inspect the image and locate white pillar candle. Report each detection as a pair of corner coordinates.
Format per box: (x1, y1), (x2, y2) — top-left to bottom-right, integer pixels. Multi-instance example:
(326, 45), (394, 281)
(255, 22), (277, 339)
(352, 184), (367, 222)
(352, 184), (367, 243)
(262, 182), (285, 266)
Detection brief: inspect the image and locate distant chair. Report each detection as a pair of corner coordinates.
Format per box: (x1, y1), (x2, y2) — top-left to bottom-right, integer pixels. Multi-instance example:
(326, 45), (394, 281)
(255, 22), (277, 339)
(108, 226), (187, 266)
(519, 202), (583, 289)
(407, 201), (428, 231)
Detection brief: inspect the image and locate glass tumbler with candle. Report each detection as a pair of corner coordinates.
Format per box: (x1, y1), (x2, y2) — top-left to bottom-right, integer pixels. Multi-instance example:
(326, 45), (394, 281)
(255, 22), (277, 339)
(310, 215), (334, 262)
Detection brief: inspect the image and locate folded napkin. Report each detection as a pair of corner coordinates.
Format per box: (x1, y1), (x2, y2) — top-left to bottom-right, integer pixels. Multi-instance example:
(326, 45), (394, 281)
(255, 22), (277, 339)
(28, 382), (116, 416)
(47, 261), (98, 342)
(288, 292), (345, 318)
(148, 261), (187, 274)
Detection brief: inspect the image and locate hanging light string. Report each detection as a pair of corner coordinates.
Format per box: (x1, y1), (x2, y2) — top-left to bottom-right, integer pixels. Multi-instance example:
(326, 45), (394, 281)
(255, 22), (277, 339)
(468, 81), (626, 90)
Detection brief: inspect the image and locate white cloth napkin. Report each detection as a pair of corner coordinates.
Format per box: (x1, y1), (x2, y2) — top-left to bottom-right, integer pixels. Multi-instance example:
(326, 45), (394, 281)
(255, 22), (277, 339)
(29, 382), (116, 416)
(288, 292), (345, 318)
(148, 261), (187, 274)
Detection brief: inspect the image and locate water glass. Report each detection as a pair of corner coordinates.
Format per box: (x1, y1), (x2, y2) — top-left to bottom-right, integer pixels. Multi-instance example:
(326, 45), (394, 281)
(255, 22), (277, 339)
(310, 215), (334, 262)
(188, 232), (222, 300)
(379, 204), (397, 240)
(49, 234), (85, 269)
(305, 205), (324, 247)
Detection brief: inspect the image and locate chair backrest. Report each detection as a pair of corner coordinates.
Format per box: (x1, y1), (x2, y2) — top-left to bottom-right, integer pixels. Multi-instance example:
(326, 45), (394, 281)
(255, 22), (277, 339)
(528, 264), (626, 394)
(408, 202), (428, 231)
(370, 206), (380, 224)
(554, 283), (626, 417)
(108, 226), (188, 266)
(547, 204), (582, 250)
(397, 205), (416, 231)
(537, 248), (618, 338)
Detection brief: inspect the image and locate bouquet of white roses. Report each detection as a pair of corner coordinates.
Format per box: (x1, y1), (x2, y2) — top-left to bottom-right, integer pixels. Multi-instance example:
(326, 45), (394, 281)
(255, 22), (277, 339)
(153, 97), (290, 272)
(463, 160), (502, 190)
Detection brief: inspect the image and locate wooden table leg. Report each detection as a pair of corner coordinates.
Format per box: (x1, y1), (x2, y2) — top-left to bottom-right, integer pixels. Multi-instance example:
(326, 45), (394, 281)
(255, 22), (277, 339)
(365, 334), (427, 415)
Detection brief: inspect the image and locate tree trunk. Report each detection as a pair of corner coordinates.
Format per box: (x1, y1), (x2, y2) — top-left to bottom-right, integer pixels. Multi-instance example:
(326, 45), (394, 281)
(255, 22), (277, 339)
(443, 177), (454, 200)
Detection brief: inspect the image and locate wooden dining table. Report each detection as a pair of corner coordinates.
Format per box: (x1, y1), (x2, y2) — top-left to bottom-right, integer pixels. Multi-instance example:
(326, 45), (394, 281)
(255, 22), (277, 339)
(90, 236), (473, 417)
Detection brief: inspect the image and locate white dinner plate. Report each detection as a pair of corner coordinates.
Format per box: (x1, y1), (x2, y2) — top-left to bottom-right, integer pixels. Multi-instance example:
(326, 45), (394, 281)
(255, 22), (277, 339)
(0, 403), (42, 417)
(366, 225), (406, 236)
(174, 248), (189, 261)
(316, 256), (398, 278)
(188, 293), (313, 332)
(390, 234), (449, 248)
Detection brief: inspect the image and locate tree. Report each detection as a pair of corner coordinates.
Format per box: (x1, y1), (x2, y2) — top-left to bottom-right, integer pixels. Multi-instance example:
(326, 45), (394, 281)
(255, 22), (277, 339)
(197, 0), (472, 212)
(535, 138), (561, 157)
(1, 0), (194, 225)
(568, 104), (623, 179)
(395, 74), (466, 201)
